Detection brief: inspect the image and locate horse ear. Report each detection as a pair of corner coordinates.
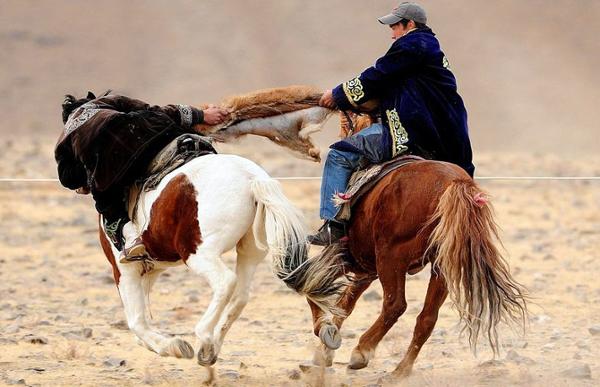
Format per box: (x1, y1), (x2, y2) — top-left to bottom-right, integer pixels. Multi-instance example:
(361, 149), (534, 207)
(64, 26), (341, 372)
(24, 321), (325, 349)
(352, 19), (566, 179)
(87, 91), (96, 99)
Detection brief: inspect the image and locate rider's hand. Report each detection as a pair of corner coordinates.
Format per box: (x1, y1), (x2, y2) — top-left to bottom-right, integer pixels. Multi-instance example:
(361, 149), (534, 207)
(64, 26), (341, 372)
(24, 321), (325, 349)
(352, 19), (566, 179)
(76, 186), (90, 195)
(203, 105), (229, 125)
(319, 90), (336, 109)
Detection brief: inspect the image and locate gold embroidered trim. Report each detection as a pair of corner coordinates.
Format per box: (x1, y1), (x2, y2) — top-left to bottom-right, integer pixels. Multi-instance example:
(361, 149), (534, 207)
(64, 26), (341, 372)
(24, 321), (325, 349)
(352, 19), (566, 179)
(386, 108), (409, 157)
(442, 56), (451, 70)
(342, 77), (365, 108)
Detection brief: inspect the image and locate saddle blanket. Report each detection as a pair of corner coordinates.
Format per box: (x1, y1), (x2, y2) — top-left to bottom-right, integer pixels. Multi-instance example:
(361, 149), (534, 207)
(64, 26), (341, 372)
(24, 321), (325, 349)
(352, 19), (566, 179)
(142, 133), (217, 192)
(334, 155), (424, 222)
(129, 133), (216, 221)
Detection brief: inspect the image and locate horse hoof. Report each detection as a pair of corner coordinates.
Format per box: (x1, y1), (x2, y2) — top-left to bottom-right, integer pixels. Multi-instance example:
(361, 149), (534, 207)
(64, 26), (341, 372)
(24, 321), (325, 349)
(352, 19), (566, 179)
(348, 349), (369, 370)
(165, 338), (194, 359)
(319, 324), (341, 350)
(197, 342), (217, 366)
(392, 364), (413, 379)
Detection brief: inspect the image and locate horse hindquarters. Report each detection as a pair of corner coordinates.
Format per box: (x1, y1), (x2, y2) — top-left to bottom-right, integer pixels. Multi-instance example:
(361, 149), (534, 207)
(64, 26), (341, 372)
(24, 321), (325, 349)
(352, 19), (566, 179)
(425, 180), (527, 354)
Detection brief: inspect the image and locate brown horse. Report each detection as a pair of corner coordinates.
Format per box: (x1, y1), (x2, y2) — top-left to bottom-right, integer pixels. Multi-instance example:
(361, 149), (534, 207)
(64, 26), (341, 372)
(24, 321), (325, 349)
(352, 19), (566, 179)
(300, 113), (528, 378)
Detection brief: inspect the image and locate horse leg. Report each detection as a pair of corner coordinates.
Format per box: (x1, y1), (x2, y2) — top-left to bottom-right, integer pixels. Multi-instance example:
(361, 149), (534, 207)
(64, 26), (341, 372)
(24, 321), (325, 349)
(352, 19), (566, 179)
(332, 275), (375, 329)
(310, 275), (375, 366)
(117, 264), (194, 358)
(348, 266), (407, 370)
(393, 270), (447, 378)
(132, 268), (164, 350)
(186, 245), (237, 366)
(211, 230), (267, 356)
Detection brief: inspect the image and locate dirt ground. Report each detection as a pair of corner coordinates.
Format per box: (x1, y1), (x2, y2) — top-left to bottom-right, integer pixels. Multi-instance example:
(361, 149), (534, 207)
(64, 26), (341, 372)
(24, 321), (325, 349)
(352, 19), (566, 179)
(1, 1), (599, 385)
(0, 139), (599, 386)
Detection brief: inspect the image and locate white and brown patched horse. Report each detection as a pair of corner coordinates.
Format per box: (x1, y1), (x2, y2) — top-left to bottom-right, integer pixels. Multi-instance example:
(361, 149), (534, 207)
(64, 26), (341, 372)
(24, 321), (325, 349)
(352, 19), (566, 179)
(97, 87), (340, 371)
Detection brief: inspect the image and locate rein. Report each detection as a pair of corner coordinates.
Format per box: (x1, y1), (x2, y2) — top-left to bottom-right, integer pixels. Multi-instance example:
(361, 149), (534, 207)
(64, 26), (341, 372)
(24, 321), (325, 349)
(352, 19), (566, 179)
(341, 110), (355, 138)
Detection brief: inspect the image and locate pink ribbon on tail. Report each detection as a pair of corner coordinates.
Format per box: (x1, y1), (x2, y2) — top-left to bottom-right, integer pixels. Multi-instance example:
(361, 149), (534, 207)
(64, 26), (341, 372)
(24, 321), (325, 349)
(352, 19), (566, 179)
(473, 192), (488, 208)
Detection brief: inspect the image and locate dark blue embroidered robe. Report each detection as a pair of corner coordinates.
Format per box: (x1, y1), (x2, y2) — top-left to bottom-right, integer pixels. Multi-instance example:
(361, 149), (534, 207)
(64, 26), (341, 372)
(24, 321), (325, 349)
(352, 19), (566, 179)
(331, 27), (475, 177)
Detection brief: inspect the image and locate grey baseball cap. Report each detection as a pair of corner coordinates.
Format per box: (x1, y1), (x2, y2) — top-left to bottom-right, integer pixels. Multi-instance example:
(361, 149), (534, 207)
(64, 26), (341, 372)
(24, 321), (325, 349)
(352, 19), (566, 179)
(378, 2), (427, 25)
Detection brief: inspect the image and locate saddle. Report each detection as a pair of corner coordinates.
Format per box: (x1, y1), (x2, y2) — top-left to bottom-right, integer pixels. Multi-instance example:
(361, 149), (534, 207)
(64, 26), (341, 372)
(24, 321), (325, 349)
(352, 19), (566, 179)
(334, 155), (424, 222)
(128, 133), (216, 221)
(140, 133), (217, 192)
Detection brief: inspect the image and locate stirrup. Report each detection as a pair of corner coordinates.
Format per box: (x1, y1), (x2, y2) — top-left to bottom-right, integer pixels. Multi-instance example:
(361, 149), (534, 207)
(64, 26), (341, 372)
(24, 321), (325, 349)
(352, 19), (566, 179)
(119, 240), (149, 264)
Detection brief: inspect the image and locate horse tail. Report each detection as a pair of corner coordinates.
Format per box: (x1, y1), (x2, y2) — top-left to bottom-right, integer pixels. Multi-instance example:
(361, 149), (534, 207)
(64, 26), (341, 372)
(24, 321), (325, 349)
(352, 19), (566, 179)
(424, 179), (528, 355)
(250, 178), (345, 314)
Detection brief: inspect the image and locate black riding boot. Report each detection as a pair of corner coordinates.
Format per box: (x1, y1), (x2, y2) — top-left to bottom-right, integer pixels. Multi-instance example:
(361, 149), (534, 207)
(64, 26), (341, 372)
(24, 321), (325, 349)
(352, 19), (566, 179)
(308, 220), (347, 246)
(95, 186), (148, 263)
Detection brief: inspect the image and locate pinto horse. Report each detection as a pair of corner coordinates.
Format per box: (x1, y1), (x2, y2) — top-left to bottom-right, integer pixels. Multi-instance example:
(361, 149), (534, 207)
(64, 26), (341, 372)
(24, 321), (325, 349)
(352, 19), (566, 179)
(306, 113), (528, 378)
(98, 153), (337, 372)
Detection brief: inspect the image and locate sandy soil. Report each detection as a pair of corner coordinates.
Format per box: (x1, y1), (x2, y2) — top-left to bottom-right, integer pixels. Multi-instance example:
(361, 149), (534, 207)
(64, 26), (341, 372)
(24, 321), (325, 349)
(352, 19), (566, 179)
(1, 1), (599, 385)
(0, 139), (599, 386)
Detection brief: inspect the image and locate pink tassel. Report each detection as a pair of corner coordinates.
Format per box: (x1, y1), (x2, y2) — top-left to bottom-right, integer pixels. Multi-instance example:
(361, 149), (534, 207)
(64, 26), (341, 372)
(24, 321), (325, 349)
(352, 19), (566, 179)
(473, 192), (488, 208)
(336, 192), (351, 201)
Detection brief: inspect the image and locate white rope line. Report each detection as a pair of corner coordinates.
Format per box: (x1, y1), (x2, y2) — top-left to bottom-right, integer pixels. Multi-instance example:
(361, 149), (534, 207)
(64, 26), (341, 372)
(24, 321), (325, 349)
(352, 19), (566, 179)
(1, 176), (600, 183)
(277, 176), (600, 181)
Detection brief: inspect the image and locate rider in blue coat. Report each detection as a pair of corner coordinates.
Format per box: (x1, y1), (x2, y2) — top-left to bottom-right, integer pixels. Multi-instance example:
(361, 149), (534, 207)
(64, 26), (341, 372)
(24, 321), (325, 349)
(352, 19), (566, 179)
(310, 2), (475, 246)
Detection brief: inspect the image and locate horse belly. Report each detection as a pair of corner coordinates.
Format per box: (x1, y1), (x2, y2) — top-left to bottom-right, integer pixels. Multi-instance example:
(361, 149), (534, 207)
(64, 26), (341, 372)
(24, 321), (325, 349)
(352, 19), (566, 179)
(138, 154), (264, 261)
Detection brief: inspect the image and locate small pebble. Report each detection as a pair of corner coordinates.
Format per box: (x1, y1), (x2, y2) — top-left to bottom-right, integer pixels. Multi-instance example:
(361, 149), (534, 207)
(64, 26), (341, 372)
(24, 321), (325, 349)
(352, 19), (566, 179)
(362, 290), (382, 301)
(220, 370), (240, 380)
(288, 369), (301, 380)
(575, 340), (590, 350)
(541, 343), (555, 351)
(110, 320), (129, 330)
(5, 323), (21, 334)
(103, 357), (127, 367)
(506, 350), (535, 365)
(23, 335), (48, 345)
(432, 328), (446, 337)
(299, 363), (314, 373)
(478, 360), (504, 368)
(6, 378), (26, 385)
(561, 363), (592, 379)
(531, 314), (551, 324)
(588, 325), (600, 336)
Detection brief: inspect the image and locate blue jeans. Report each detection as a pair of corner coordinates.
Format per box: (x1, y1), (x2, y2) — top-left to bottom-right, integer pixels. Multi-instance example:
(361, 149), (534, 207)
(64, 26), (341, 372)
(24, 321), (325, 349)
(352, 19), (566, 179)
(320, 124), (383, 220)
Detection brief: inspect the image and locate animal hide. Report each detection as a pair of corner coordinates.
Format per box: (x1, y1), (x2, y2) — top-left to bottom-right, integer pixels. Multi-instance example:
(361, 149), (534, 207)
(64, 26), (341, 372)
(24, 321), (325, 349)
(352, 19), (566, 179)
(195, 85), (334, 162)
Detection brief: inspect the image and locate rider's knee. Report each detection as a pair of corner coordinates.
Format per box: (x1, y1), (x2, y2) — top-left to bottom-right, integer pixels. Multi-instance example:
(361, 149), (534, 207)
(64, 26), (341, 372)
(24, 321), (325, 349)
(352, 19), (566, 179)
(326, 149), (360, 169)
